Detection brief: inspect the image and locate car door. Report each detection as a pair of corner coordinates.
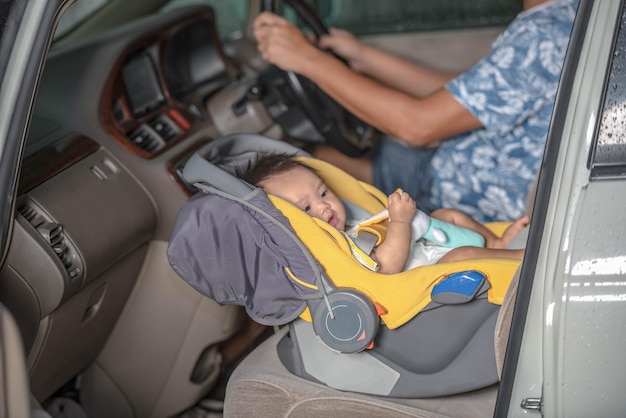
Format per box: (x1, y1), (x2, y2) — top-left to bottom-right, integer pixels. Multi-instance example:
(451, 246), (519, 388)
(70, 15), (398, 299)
(496, 0), (626, 416)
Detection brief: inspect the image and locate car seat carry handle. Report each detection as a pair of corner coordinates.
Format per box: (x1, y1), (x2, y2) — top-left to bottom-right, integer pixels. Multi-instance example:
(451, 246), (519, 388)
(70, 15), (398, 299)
(308, 275), (380, 354)
(183, 134), (312, 197)
(183, 151), (254, 197)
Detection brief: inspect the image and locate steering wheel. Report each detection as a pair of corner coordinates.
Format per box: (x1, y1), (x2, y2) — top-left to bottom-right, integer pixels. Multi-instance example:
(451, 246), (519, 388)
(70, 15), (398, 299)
(258, 0), (379, 157)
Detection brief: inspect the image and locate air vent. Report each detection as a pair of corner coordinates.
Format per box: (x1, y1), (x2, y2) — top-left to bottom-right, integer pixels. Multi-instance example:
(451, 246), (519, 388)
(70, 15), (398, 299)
(129, 123), (165, 153)
(37, 223), (73, 270)
(17, 204), (43, 226)
(17, 202), (81, 279)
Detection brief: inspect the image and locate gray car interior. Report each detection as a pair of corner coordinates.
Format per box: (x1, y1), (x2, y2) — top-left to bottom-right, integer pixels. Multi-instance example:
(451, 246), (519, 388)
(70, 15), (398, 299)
(0, 1), (524, 417)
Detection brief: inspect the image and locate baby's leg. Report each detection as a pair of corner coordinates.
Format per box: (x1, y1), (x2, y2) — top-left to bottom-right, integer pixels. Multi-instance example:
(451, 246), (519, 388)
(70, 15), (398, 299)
(430, 208), (459, 224)
(430, 208), (496, 245)
(491, 216), (530, 249)
(437, 246), (525, 263)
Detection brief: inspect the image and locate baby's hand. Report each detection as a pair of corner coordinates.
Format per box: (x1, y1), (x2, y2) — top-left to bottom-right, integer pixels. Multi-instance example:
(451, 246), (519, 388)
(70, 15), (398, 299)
(388, 190), (416, 223)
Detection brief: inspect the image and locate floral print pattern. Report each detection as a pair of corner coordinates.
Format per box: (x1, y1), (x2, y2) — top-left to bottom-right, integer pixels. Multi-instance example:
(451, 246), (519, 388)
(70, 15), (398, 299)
(430, 0), (578, 222)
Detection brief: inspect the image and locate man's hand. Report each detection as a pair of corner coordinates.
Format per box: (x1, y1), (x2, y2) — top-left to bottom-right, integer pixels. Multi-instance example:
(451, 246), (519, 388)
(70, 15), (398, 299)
(253, 12), (320, 74)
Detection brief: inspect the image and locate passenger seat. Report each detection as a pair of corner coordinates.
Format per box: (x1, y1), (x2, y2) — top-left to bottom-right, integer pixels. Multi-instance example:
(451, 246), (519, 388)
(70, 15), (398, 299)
(0, 302), (51, 418)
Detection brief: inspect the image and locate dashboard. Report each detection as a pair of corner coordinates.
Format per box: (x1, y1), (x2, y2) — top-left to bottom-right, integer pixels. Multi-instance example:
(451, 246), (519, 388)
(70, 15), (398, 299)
(0, 5), (274, 416)
(101, 8), (239, 159)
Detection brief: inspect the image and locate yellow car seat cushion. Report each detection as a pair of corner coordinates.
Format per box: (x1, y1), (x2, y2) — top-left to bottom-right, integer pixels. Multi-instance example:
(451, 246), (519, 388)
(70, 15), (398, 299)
(269, 195), (520, 330)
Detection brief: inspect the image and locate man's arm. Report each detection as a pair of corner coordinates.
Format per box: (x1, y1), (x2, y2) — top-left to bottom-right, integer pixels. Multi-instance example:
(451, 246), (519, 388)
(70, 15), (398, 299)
(317, 28), (458, 97)
(303, 52), (482, 146)
(254, 13), (483, 147)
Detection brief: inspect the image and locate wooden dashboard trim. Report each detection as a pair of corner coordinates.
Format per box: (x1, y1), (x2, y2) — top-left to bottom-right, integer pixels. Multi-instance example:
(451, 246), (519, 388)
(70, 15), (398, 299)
(19, 135), (100, 195)
(100, 7), (237, 160)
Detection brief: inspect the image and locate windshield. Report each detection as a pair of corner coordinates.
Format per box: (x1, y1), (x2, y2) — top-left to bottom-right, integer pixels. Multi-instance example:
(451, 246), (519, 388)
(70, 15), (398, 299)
(162, 0), (248, 39)
(54, 0), (108, 39)
(54, 0), (249, 43)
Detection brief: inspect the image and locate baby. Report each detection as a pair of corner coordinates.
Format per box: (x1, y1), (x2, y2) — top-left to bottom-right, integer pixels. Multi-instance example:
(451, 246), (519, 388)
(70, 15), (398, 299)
(238, 153), (527, 274)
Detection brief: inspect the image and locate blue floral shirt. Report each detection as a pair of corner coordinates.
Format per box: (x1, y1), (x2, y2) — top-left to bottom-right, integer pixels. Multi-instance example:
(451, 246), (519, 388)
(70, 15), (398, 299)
(431, 0), (578, 222)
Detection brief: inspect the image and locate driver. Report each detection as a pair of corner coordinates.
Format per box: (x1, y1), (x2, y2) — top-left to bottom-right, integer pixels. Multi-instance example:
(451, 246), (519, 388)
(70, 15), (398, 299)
(253, 0), (578, 223)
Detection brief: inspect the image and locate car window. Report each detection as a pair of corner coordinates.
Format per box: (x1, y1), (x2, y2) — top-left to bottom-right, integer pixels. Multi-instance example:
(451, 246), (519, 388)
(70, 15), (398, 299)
(53, 0), (108, 39)
(591, 7), (626, 178)
(0, 0), (26, 259)
(159, 0), (522, 41)
(161, 0), (249, 39)
(0, 1), (25, 82)
(311, 0), (523, 35)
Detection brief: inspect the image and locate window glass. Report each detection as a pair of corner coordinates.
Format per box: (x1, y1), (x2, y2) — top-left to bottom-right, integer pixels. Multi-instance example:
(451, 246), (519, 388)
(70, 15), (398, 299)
(0, 2), (11, 36)
(161, 0), (249, 39)
(592, 6), (626, 178)
(0, 1), (24, 81)
(54, 0), (108, 40)
(311, 0), (522, 35)
(178, 0), (522, 40)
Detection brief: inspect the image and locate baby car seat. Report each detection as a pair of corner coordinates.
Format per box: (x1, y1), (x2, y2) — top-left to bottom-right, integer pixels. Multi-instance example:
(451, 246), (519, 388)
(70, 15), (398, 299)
(167, 133), (521, 398)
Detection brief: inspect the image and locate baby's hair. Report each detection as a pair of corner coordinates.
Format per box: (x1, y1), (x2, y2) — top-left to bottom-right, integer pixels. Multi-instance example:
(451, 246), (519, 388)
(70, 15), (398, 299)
(237, 153), (317, 186)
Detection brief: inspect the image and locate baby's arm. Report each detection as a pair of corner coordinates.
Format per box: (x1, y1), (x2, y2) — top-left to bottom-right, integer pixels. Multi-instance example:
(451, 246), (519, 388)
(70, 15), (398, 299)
(372, 191), (416, 274)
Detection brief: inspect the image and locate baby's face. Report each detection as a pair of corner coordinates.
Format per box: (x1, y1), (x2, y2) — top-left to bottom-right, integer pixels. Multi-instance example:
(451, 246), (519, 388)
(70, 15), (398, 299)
(259, 166), (346, 230)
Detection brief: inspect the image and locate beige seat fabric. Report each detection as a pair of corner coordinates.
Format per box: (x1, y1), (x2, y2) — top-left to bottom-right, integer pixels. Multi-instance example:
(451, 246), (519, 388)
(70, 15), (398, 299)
(224, 326), (498, 418)
(0, 303), (33, 418)
(494, 269), (520, 379)
(0, 302), (51, 418)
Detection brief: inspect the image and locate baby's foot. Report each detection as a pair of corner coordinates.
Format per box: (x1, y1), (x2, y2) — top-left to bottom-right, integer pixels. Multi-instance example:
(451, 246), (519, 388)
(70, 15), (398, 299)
(493, 216), (530, 249)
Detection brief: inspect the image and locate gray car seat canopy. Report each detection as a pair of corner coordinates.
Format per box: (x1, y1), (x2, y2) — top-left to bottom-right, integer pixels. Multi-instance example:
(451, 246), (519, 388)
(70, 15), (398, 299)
(167, 187), (322, 326)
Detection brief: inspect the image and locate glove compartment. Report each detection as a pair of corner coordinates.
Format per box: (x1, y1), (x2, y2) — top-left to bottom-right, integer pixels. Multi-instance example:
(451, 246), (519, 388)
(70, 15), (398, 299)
(0, 144), (157, 400)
